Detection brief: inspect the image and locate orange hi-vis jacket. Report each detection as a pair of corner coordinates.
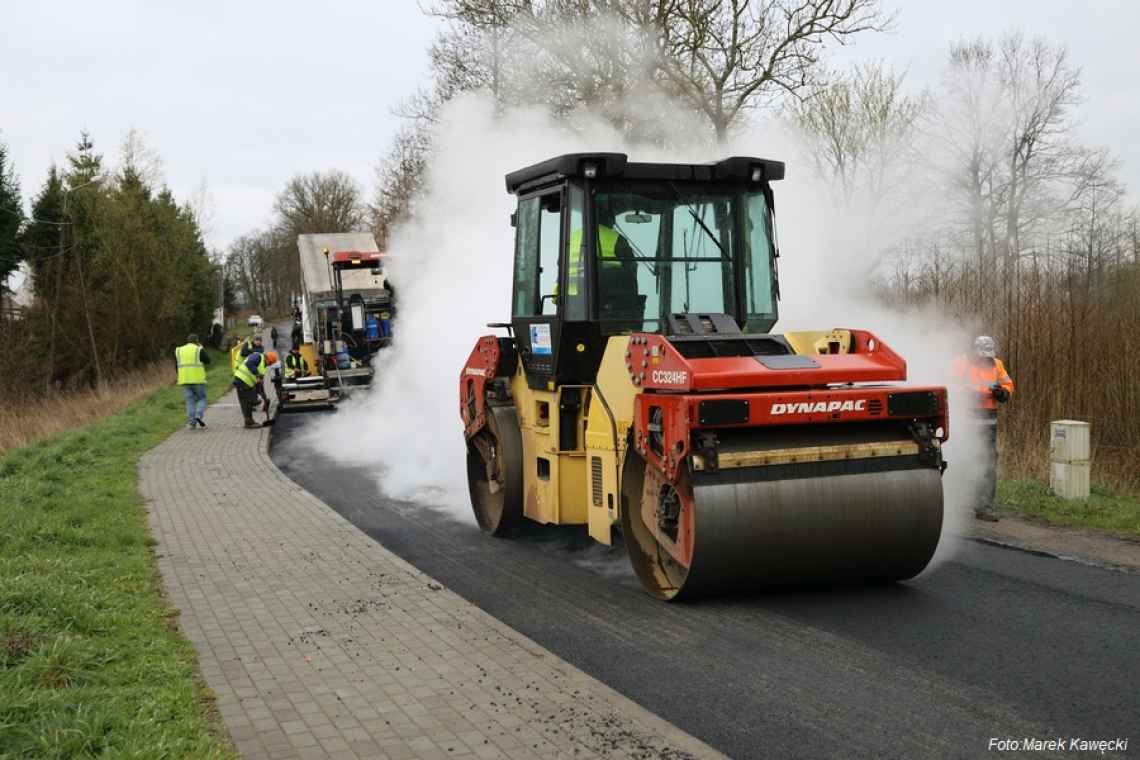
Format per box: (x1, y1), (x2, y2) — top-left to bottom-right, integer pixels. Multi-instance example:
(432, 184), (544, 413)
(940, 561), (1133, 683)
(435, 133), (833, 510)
(952, 355), (1014, 411)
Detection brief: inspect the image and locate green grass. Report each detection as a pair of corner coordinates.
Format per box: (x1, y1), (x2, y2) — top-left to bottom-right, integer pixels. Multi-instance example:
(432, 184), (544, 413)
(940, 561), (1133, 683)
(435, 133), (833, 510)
(0, 351), (235, 759)
(998, 479), (1140, 538)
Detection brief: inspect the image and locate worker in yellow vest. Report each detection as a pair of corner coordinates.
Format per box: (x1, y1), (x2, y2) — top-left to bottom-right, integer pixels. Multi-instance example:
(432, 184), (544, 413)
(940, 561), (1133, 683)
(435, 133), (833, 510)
(566, 224), (626, 298)
(563, 212), (641, 329)
(231, 333), (263, 371)
(233, 348), (267, 429)
(175, 334), (211, 430)
(284, 345), (310, 380)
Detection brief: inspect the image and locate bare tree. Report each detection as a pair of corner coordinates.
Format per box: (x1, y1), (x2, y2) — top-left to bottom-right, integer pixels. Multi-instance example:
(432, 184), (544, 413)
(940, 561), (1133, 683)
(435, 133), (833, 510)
(426, 0), (531, 109)
(791, 61), (925, 200)
(994, 34), (1082, 266)
(934, 39), (1005, 289)
(187, 178), (217, 243)
(118, 127), (165, 188)
(428, 1), (655, 129)
(643, 0), (894, 142)
(370, 123), (433, 248)
(274, 170), (365, 236)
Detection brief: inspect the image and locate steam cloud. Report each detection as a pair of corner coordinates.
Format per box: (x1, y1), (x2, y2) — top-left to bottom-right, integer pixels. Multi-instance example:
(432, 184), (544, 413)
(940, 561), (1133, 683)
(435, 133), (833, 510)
(299, 93), (988, 570)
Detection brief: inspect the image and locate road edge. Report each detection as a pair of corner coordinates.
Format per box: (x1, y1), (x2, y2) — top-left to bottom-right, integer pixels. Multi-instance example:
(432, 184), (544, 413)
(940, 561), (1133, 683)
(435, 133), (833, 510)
(264, 411), (728, 760)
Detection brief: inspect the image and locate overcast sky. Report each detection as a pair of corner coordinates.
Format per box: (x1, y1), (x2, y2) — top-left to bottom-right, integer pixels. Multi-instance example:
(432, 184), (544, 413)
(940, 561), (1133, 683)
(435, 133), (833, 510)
(3, 0), (1136, 253)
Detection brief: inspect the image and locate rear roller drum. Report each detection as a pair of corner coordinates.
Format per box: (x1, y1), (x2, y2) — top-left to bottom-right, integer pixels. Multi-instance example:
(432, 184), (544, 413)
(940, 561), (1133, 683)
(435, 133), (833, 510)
(466, 405), (523, 535)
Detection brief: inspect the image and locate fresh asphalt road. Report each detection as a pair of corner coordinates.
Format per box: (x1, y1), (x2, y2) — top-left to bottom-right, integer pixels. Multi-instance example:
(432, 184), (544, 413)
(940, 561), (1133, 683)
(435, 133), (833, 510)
(271, 412), (1139, 760)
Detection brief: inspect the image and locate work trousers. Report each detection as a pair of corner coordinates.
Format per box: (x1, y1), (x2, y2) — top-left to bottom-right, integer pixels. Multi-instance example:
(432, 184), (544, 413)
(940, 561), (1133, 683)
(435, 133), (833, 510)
(236, 384), (259, 423)
(181, 383), (207, 423)
(975, 411), (999, 516)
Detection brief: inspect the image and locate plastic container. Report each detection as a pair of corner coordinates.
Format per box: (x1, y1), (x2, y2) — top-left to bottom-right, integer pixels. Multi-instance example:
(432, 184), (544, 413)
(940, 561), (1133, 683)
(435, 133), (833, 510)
(1049, 420), (1090, 500)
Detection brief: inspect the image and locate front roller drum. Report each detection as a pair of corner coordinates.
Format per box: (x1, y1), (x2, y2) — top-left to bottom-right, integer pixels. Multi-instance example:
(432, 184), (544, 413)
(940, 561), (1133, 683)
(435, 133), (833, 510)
(621, 454), (943, 600)
(466, 405), (524, 535)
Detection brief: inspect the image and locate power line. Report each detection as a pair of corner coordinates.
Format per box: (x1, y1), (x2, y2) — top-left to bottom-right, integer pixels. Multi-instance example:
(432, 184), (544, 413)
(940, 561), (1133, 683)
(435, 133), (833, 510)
(18, 245), (78, 262)
(0, 203), (69, 226)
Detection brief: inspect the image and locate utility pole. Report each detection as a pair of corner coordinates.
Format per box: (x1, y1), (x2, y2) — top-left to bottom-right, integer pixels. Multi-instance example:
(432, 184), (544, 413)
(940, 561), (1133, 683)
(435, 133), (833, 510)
(46, 196), (66, 391)
(217, 257), (225, 331)
(60, 176), (106, 388)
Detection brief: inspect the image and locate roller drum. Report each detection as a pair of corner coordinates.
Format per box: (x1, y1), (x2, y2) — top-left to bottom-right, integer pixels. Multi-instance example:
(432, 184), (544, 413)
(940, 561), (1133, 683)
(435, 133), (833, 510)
(623, 457), (943, 600)
(684, 468), (942, 596)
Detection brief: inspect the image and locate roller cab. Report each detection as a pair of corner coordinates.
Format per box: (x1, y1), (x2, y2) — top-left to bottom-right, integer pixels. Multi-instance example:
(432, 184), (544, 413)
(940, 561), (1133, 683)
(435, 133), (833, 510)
(460, 153), (948, 599)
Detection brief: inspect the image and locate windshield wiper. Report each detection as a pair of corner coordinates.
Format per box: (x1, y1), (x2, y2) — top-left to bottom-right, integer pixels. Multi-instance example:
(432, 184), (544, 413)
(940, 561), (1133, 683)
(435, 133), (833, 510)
(666, 181), (727, 258)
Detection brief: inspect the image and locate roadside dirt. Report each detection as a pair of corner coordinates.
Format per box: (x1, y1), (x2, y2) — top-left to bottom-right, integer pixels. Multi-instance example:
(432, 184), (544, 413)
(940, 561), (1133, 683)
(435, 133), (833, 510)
(969, 512), (1140, 572)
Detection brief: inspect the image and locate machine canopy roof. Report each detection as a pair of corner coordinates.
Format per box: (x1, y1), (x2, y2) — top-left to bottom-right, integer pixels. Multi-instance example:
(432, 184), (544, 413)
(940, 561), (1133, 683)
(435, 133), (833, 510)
(504, 153), (785, 194)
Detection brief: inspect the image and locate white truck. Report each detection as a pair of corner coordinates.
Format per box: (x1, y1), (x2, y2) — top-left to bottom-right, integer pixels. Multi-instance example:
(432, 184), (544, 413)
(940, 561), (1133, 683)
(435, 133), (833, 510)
(282, 233), (394, 409)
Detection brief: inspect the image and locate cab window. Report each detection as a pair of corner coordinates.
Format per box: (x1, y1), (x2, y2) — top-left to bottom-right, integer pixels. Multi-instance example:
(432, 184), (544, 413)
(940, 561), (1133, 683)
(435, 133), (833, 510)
(564, 186), (586, 320)
(512, 193), (563, 317)
(512, 197), (540, 317)
(538, 194), (561, 315)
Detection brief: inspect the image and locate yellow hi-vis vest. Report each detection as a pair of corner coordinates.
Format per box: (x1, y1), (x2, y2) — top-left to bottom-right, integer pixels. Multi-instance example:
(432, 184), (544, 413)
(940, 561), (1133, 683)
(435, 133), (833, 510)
(233, 354), (265, 388)
(284, 352), (307, 379)
(175, 344), (207, 385)
(566, 225), (622, 297)
(232, 337), (255, 370)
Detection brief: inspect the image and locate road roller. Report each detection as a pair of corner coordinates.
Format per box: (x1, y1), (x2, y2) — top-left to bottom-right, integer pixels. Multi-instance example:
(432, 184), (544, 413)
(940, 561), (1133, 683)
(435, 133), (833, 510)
(459, 153), (948, 600)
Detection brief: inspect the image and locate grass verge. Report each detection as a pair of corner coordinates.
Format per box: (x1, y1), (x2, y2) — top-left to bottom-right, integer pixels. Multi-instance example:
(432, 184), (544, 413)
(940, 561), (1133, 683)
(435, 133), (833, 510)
(0, 362), (180, 456)
(0, 350), (235, 758)
(998, 479), (1140, 538)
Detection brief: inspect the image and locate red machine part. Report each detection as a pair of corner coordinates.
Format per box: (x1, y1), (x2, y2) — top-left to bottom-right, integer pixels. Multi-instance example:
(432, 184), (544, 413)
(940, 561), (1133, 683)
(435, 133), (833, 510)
(330, 250), (383, 266)
(640, 465), (697, 569)
(630, 386), (949, 485)
(625, 330), (907, 391)
(459, 335), (502, 438)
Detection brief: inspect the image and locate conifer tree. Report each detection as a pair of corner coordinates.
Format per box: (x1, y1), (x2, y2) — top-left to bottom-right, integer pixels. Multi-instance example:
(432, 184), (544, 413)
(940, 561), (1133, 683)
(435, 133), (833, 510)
(0, 141), (23, 292)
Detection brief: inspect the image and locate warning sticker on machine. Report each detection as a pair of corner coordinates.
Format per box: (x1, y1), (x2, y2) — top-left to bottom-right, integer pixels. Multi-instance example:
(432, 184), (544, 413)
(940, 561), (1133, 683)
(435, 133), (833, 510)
(530, 324), (553, 355)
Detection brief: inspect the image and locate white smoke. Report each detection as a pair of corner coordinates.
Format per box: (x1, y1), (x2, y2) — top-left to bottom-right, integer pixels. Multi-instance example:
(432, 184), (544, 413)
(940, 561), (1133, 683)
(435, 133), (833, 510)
(297, 96), (633, 520)
(299, 93), (988, 568)
(730, 123), (988, 568)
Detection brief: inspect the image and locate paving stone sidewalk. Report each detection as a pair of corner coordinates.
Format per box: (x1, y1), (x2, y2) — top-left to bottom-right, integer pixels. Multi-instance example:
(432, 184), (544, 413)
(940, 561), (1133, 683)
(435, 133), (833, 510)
(141, 389), (721, 760)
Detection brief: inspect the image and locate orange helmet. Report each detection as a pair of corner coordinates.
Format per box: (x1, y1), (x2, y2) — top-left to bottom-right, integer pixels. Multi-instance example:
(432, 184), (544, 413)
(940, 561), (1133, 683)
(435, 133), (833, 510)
(266, 351), (279, 365)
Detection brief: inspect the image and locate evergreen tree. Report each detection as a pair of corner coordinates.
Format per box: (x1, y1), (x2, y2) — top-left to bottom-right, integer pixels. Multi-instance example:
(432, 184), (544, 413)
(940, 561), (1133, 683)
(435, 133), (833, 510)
(2, 132), (217, 394)
(0, 141), (23, 293)
(67, 131), (103, 187)
(20, 165), (64, 299)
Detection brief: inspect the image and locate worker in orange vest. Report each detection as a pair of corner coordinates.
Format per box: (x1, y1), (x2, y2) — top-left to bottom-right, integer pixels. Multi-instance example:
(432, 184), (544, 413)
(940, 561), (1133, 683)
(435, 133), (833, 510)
(952, 336), (1015, 521)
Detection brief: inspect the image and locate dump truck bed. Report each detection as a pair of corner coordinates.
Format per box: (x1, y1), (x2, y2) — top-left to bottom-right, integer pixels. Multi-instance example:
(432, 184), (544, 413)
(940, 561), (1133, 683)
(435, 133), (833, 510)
(297, 232), (389, 299)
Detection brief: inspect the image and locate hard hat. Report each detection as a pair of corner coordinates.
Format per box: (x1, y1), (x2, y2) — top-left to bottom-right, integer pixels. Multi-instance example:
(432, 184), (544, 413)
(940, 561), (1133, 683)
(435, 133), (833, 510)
(974, 335), (996, 358)
(266, 351), (279, 365)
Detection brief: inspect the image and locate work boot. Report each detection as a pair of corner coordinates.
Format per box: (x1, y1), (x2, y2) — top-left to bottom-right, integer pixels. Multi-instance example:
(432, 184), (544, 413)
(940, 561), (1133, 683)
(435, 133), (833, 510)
(195, 418), (207, 429)
(975, 510), (999, 522)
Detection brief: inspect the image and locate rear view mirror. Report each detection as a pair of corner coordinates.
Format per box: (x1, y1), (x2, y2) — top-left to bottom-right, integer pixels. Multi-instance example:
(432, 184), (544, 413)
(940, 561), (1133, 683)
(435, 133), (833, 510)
(624, 212), (652, 224)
